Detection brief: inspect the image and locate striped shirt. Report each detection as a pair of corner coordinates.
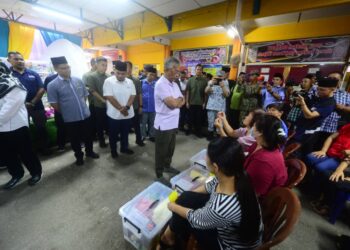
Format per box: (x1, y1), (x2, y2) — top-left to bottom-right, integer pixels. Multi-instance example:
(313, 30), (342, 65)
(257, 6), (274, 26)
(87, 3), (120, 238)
(186, 178), (262, 250)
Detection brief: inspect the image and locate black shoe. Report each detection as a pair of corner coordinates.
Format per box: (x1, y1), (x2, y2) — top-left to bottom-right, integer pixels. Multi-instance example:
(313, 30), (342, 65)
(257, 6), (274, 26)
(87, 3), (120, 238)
(136, 141), (145, 147)
(75, 158), (84, 166)
(111, 151), (119, 158)
(149, 137), (155, 142)
(120, 149), (134, 155)
(3, 177), (22, 190)
(99, 141), (108, 148)
(28, 175), (41, 186)
(86, 152), (100, 159)
(164, 166), (180, 175)
(155, 176), (171, 187)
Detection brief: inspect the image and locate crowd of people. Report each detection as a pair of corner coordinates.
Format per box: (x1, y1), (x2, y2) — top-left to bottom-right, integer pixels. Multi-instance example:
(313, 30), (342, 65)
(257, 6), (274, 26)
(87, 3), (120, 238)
(1, 51), (350, 249)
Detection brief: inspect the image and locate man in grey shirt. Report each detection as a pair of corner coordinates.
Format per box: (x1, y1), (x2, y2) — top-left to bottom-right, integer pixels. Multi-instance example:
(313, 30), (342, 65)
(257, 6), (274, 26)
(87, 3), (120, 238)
(47, 56), (99, 166)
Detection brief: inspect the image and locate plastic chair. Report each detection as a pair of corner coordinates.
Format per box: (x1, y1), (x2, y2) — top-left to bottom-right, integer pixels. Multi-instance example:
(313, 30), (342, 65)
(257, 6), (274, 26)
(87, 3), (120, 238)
(283, 143), (301, 159)
(257, 187), (301, 250)
(284, 159), (307, 188)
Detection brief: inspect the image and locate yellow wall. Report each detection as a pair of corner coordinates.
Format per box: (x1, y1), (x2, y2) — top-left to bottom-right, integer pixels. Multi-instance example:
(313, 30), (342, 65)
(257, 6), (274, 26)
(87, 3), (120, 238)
(127, 42), (167, 73)
(171, 33), (233, 50)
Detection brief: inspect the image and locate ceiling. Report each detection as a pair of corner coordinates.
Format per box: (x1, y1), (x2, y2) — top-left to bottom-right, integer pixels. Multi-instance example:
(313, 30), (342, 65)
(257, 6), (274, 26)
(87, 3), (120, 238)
(0, 0), (225, 34)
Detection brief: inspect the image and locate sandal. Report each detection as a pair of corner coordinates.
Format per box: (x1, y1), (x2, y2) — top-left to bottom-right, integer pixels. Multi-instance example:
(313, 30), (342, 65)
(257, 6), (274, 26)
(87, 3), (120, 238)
(157, 238), (176, 250)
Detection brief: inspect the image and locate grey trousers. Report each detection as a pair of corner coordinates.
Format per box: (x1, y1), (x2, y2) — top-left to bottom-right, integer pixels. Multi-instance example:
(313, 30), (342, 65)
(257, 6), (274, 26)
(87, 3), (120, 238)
(155, 128), (177, 178)
(141, 112), (156, 138)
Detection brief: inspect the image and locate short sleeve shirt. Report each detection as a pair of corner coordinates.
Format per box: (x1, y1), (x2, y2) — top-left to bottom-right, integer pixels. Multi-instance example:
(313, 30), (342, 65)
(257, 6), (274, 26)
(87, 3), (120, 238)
(103, 76), (136, 120)
(11, 68), (45, 110)
(261, 86), (286, 110)
(154, 76), (183, 131)
(295, 96), (336, 141)
(47, 76), (90, 123)
(206, 80), (229, 112)
(187, 76), (207, 105)
(86, 71), (108, 108)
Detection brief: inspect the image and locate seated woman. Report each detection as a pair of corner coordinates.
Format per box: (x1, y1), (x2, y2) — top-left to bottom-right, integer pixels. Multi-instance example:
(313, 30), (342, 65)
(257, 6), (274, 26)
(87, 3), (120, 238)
(244, 114), (288, 197)
(215, 109), (265, 152)
(307, 123), (350, 173)
(157, 137), (262, 250)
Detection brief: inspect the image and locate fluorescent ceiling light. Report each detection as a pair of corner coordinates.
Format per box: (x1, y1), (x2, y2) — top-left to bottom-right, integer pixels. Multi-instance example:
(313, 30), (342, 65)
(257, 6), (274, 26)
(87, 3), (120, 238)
(32, 6), (82, 24)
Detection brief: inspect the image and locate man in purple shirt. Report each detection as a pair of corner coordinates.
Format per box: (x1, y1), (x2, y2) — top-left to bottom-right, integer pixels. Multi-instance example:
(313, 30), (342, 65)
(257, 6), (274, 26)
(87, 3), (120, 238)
(154, 57), (185, 182)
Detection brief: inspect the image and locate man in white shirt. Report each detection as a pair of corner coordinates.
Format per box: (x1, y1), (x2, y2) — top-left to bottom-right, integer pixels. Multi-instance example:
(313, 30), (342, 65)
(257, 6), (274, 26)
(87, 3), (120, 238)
(0, 62), (42, 189)
(104, 61), (136, 158)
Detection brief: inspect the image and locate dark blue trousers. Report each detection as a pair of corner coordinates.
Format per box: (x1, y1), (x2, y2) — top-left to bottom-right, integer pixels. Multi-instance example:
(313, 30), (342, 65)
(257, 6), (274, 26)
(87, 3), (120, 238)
(108, 117), (131, 152)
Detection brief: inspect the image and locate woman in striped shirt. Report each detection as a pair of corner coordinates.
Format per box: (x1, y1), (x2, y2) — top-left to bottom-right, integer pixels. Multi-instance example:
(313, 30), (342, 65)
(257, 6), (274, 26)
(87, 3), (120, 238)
(157, 137), (262, 250)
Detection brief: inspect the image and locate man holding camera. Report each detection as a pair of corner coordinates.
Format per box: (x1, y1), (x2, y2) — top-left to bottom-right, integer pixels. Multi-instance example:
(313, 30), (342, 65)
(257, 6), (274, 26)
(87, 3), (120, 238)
(261, 72), (285, 110)
(205, 71), (230, 141)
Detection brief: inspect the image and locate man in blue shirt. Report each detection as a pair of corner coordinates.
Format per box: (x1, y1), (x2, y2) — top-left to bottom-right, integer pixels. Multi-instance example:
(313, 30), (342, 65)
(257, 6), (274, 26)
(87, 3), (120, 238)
(141, 67), (157, 141)
(47, 56), (99, 166)
(8, 51), (50, 155)
(261, 73), (285, 110)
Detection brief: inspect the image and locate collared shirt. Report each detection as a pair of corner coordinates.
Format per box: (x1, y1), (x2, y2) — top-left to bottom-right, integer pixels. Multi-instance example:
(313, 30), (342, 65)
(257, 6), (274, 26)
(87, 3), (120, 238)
(103, 76), (136, 120)
(47, 76), (90, 123)
(294, 96), (336, 141)
(261, 86), (286, 110)
(0, 85), (28, 132)
(186, 76), (207, 105)
(82, 70), (95, 106)
(142, 79), (156, 113)
(86, 71), (108, 108)
(206, 80), (229, 112)
(128, 76), (142, 110)
(230, 82), (243, 110)
(320, 89), (350, 133)
(154, 76), (183, 131)
(11, 68), (44, 110)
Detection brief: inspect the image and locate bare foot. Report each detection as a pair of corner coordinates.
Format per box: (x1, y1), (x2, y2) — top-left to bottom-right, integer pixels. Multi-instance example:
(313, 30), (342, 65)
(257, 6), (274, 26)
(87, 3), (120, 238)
(156, 226), (176, 250)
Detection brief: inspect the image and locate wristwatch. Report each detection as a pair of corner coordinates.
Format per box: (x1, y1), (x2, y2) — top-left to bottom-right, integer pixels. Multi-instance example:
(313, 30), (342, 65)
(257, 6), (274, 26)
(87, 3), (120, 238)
(126, 105), (130, 110)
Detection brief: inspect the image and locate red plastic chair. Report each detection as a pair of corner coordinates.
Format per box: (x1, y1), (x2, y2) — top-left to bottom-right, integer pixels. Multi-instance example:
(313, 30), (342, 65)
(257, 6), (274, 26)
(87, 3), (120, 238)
(284, 159), (307, 188)
(283, 143), (301, 159)
(257, 187), (301, 250)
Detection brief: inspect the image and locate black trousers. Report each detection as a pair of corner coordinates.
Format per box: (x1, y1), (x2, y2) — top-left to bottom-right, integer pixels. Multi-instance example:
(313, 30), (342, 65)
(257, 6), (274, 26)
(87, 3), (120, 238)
(65, 118), (93, 159)
(94, 107), (108, 142)
(109, 118), (131, 152)
(189, 105), (203, 135)
(131, 113), (142, 143)
(54, 111), (66, 148)
(0, 126), (42, 178)
(28, 108), (49, 151)
(179, 106), (189, 129)
(169, 191), (220, 250)
(89, 104), (97, 139)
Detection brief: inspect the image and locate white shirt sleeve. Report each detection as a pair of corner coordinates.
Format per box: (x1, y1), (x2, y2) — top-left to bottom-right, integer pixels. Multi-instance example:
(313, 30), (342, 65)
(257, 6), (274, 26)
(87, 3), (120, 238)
(103, 79), (113, 96)
(0, 88), (26, 126)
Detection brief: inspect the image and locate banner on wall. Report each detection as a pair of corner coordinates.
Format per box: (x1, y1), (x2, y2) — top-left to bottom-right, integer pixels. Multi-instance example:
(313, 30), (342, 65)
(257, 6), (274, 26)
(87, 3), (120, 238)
(248, 37), (350, 63)
(174, 47), (228, 67)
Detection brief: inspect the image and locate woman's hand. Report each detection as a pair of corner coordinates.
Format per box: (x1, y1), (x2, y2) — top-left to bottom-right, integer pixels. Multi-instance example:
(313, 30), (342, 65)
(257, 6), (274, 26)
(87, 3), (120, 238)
(217, 111), (226, 120)
(329, 170), (345, 182)
(214, 118), (223, 128)
(312, 151), (326, 158)
(167, 202), (176, 212)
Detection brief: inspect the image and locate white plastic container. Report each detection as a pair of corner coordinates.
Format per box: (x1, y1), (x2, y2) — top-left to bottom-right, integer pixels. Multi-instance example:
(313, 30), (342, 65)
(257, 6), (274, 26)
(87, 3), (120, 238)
(170, 165), (210, 193)
(119, 182), (173, 250)
(189, 149), (207, 169)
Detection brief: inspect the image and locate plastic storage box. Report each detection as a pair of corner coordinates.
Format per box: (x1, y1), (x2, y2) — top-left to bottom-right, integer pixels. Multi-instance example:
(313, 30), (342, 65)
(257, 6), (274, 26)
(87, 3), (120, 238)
(170, 165), (210, 193)
(189, 149), (207, 168)
(119, 182), (173, 250)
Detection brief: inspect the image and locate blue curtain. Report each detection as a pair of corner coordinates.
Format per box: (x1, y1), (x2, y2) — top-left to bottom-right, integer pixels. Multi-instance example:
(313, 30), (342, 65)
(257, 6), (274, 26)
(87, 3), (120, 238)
(0, 20), (9, 57)
(39, 28), (82, 47)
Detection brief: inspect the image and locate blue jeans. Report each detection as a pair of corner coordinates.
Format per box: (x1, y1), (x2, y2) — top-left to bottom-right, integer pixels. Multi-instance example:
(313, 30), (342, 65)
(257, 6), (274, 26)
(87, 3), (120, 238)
(108, 117), (131, 152)
(306, 153), (340, 172)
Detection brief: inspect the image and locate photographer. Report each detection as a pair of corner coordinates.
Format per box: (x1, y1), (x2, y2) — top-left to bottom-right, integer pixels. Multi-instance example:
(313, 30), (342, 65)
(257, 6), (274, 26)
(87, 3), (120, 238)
(205, 71), (230, 140)
(287, 75), (316, 128)
(261, 73), (285, 110)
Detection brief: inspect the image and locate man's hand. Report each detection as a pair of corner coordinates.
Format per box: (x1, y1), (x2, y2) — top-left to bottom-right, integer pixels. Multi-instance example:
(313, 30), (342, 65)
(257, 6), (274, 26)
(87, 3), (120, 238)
(219, 81), (225, 88)
(25, 102), (34, 109)
(186, 103), (190, 109)
(120, 106), (128, 116)
(312, 150), (326, 158)
(202, 103), (206, 109)
(266, 83), (273, 93)
(336, 104), (346, 111)
(138, 107), (142, 115)
(295, 95), (306, 107)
